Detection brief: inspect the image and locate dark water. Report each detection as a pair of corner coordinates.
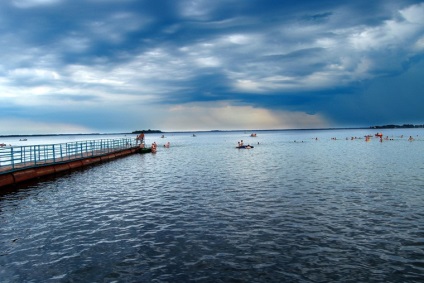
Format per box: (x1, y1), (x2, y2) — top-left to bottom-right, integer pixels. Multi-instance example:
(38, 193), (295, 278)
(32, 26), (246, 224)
(1, 130), (424, 282)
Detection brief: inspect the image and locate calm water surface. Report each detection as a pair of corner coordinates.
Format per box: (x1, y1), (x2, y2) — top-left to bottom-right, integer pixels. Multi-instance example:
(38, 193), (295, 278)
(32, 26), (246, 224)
(1, 129), (424, 282)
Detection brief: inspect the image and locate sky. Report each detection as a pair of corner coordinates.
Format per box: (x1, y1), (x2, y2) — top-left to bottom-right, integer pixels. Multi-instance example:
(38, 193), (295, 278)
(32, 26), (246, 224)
(1, 0), (424, 134)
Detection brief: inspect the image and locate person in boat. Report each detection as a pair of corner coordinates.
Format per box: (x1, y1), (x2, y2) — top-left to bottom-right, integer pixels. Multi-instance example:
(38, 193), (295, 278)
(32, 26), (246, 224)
(236, 140), (244, 147)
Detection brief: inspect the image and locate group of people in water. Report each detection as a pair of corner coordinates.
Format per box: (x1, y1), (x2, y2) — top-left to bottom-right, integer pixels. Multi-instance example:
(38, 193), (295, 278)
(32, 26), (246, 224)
(367, 133), (416, 142)
(297, 133), (419, 143)
(136, 132), (171, 153)
(327, 133), (418, 142)
(143, 141), (170, 153)
(135, 131), (419, 154)
(237, 139), (255, 149)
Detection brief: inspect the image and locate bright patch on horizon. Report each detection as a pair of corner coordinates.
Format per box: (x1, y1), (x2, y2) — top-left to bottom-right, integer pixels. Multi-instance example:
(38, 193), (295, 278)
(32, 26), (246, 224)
(161, 103), (329, 131)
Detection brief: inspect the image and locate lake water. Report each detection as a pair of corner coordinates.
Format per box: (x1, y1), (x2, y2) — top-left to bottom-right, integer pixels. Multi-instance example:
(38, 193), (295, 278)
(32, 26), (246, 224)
(1, 129), (423, 282)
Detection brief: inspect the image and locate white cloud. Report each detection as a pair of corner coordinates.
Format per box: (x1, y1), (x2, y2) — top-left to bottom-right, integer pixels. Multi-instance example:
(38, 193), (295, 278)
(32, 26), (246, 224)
(234, 79), (264, 92)
(348, 4), (424, 52)
(67, 65), (118, 85)
(413, 36), (424, 51)
(232, 71), (348, 93)
(8, 68), (60, 80)
(195, 57), (221, 67)
(400, 3), (424, 25)
(12, 0), (62, 8)
(179, 0), (215, 19)
(225, 34), (252, 45)
(58, 35), (91, 53)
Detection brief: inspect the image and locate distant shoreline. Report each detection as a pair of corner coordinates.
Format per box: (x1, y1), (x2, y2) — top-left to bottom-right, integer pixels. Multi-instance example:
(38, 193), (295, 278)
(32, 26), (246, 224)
(1, 124), (423, 138)
(370, 124), (424, 129)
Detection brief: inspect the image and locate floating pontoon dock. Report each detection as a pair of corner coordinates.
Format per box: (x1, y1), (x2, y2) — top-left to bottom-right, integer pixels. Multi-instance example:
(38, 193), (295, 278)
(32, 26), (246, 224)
(0, 138), (150, 188)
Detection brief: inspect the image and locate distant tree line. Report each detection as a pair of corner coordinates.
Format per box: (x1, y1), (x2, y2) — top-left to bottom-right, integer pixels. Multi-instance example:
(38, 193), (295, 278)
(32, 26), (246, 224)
(370, 124), (424, 129)
(132, 129), (162, 134)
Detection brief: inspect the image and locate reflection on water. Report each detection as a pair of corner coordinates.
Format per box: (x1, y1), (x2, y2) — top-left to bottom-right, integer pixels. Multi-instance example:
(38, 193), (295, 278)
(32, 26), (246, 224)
(1, 129), (424, 282)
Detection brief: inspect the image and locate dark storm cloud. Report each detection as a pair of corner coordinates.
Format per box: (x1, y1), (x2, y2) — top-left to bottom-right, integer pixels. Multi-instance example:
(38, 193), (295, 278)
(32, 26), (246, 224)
(0, 0), (423, 133)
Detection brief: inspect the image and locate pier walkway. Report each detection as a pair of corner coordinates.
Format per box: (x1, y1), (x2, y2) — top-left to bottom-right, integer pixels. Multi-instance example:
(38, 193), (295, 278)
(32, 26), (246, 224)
(0, 138), (149, 188)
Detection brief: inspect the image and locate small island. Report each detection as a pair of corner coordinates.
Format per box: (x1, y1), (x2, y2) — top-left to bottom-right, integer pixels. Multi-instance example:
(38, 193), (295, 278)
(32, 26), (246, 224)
(370, 124), (424, 129)
(131, 129), (162, 134)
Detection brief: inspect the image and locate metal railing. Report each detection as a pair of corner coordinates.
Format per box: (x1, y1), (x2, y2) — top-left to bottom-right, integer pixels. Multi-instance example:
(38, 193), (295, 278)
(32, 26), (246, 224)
(0, 138), (137, 173)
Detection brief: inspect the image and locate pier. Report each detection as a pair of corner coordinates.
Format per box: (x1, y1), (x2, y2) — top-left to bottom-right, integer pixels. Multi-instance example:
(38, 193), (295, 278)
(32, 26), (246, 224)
(0, 138), (150, 188)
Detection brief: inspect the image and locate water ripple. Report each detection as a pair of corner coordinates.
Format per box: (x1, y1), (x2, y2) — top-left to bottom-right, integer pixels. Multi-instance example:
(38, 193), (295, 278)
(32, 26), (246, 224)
(1, 131), (424, 282)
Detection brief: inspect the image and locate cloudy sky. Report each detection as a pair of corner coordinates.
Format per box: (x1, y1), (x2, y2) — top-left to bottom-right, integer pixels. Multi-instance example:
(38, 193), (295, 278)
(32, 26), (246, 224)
(1, 0), (423, 134)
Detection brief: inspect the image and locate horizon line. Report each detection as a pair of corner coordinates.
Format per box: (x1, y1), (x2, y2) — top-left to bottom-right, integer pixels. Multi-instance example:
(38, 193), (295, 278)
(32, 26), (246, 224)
(2, 124), (424, 137)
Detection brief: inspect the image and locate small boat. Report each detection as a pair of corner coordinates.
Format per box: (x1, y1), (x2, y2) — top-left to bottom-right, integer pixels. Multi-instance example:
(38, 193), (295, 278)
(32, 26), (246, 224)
(236, 145), (254, 149)
(137, 147), (152, 154)
(19, 138), (28, 141)
(250, 133), (257, 137)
